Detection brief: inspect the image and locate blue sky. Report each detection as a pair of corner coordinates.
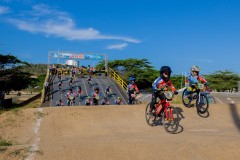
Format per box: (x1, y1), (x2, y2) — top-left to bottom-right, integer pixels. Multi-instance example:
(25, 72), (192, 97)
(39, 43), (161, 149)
(0, 0), (240, 75)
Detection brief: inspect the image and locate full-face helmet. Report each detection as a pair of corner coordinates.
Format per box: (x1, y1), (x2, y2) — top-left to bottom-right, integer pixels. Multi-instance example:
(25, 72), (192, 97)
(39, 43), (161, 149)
(129, 76), (136, 84)
(160, 66), (172, 81)
(190, 65), (200, 76)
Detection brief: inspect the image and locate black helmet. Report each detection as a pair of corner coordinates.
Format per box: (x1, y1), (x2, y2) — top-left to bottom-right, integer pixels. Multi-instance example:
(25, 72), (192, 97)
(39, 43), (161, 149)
(95, 87), (99, 91)
(160, 66), (172, 81)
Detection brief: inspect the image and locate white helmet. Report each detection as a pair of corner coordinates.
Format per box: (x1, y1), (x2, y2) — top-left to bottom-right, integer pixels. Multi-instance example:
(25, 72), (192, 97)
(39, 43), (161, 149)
(190, 65), (200, 75)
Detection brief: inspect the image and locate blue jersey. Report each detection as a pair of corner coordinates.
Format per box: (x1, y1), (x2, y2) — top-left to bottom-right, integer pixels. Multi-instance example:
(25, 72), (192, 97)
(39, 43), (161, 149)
(187, 73), (199, 84)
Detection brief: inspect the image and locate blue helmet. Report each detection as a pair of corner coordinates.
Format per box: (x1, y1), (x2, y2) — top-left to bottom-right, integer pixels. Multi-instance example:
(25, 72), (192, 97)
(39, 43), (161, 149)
(129, 77), (136, 84)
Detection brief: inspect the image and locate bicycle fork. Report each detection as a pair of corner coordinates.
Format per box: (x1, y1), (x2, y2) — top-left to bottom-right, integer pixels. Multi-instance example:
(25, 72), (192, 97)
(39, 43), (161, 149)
(164, 102), (174, 121)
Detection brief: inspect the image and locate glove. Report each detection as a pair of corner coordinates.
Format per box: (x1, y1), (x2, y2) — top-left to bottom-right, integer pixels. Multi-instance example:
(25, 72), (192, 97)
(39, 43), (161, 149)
(174, 91), (178, 95)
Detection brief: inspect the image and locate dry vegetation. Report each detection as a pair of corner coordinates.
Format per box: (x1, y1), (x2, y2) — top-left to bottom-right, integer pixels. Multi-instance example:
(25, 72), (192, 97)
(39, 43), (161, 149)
(0, 98), (41, 160)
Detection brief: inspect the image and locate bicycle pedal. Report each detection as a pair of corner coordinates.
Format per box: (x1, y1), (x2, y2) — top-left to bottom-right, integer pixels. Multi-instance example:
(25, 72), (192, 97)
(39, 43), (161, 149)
(167, 118), (173, 121)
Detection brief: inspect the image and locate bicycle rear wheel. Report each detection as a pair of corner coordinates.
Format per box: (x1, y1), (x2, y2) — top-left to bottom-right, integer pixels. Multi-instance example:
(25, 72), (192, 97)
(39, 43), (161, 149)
(133, 99), (142, 105)
(196, 94), (209, 114)
(162, 106), (179, 134)
(182, 89), (192, 108)
(145, 102), (157, 126)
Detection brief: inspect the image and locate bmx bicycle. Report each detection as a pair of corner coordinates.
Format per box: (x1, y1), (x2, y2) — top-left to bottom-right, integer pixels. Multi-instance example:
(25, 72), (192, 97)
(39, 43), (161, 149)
(67, 96), (75, 106)
(145, 91), (180, 134)
(182, 83), (209, 114)
(131, 93), (142, 104)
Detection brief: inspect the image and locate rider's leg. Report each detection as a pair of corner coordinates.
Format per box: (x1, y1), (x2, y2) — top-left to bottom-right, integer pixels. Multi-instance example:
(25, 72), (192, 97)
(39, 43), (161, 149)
(150, 92), (157, 110)
(184, 86), (193, 99)
(128, 93), (133, 105)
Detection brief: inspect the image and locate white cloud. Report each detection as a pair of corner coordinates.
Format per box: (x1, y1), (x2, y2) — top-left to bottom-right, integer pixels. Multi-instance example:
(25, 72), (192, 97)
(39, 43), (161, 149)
(6, 4), (140, 43)
(0, 6), (10, 15)
(106, 43), (128, 50)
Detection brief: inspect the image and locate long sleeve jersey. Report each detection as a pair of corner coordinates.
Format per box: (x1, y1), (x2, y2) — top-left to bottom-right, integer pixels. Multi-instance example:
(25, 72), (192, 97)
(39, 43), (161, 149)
(127, 84), (139, 94)
(186, 73), (207, 85)
(152, 77), (176, 92)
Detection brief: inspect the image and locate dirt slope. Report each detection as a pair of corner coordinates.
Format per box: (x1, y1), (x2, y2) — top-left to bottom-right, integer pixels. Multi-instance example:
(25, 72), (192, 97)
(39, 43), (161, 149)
(1, 104), (240, 160)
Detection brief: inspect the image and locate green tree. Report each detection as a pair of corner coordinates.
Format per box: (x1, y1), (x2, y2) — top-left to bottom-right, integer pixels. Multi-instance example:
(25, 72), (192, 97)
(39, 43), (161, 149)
(96, 58), (159, 91)
(0, 54), (36, 94)
(171, 75), (183, 90)
(204, 70), (240, 92)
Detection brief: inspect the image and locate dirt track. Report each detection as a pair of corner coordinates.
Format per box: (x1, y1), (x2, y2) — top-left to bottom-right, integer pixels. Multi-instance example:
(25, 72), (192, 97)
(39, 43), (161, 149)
(1, 104), (240, 160)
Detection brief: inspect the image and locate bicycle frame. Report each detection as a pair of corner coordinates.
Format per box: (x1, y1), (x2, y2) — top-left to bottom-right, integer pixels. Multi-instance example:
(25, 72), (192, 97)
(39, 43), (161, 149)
(155, 99), (173, 120)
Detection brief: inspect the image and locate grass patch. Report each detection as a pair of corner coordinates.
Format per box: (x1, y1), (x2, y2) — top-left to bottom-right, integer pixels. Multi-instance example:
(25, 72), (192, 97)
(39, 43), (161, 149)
(0, 140), (13, 147)
(171, 94), (182, 104)
(9, 146), (44, 158)
(35, 111), (45, 119)
(0, 98), (41, 115)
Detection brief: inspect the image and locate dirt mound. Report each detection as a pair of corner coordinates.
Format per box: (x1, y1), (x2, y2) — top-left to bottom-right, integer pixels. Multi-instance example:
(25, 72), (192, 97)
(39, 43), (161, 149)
(1, 104), (240, 160)
(0, 108), (40, 160)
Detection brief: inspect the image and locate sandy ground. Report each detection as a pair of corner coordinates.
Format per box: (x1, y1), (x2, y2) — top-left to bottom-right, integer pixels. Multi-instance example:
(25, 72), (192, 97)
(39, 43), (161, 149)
(0, 103), (240, 160)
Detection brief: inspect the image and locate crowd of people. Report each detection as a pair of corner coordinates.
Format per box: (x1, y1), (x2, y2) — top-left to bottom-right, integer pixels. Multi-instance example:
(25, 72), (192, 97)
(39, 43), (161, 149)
(52, 64), (125, 106)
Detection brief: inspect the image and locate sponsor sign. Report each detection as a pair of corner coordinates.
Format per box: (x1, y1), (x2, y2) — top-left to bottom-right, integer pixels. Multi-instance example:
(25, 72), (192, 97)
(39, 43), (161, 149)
(52, 52), (104, 60)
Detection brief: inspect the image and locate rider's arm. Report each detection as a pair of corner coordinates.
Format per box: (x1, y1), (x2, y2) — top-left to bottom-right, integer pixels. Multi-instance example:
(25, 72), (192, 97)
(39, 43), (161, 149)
(168, 81), (177, 93)
(152, 77), (161, 91)
(167, 81), (175, 92)
(197, 76), (208, 85)
(134, 84), (140, 94)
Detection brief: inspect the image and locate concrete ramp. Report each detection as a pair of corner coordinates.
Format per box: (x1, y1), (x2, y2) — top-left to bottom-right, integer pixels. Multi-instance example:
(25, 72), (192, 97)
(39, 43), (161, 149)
(42, 75), (129, 107)
(35, 103), (240, 160)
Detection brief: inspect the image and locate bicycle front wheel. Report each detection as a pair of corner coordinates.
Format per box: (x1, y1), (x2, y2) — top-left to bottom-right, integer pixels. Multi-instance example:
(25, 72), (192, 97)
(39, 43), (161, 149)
(145, 102), (156, 126)
(182, 89), (192, 108)
(196, 94), (209, 114)
(162, 106), (180, 134)
(208, 95), (216, 104)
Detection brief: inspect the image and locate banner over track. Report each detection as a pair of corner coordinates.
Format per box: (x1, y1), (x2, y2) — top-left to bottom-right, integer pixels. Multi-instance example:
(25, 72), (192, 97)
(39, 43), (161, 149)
(48, 51), (108, 72)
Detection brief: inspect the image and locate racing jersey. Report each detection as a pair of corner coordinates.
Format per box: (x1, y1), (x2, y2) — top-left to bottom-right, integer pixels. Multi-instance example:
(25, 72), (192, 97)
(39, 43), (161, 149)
(127, 84), (139, 94)
(152, 77), (176, 92)
(186, 73), (207, 85)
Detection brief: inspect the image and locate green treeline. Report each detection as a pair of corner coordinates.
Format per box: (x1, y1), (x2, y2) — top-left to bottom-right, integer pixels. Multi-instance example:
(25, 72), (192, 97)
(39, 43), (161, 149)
(1, 54), (239, 93)
(96, 58), (240, 92)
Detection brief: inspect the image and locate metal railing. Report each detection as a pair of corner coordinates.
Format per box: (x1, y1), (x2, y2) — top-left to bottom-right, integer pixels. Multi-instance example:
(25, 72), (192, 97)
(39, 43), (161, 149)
(41, 67), (50, 103)
(109, 68), (128, 91)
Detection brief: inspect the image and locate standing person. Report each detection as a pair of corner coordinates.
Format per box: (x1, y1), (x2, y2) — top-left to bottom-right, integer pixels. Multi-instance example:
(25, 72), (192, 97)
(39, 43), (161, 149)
(184, 65), (208, 98)
(150, 66), (178, 111)
(126, 76), (139, 105)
